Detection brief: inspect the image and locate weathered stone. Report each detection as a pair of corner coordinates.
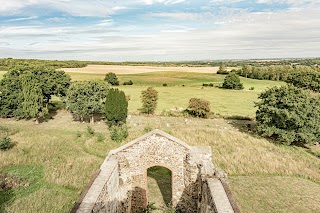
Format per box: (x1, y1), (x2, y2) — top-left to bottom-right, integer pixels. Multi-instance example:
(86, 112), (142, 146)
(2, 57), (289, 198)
(75, 130), (236, 213)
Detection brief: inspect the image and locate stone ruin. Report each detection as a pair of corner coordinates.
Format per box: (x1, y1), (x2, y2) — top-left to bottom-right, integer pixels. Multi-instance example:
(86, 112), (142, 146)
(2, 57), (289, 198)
(72, 129), (239, 213)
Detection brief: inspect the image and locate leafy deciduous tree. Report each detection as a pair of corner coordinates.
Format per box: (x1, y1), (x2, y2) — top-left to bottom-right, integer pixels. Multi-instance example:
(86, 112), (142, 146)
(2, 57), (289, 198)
(256, 85), (320, 145)
(66, 81), (109, 123)
(222, 73), (244, 90)
(104, 72), (119, 86)
(141, 87), (158, 114)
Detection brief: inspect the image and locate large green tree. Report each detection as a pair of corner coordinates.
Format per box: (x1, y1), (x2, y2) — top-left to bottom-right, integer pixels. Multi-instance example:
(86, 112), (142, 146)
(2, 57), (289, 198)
(66, 81), (109, 123)
(105, 88), (128, 126)
(0, 64), (71, 120)
(222, 73), (244, 90)
(256, 85), (320, 145)
(104, 72), (119, 86)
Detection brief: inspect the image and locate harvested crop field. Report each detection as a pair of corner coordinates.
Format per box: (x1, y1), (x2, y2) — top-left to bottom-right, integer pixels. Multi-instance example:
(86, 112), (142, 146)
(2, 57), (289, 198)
(62, 65), (234, 75)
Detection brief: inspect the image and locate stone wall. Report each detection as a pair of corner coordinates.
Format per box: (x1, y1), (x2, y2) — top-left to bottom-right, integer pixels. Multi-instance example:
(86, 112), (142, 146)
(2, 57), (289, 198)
(75, 130), (238, 213)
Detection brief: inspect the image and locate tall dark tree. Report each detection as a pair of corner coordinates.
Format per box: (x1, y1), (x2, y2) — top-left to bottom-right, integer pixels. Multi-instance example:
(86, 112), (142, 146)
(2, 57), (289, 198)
(105, 88), (128, 126)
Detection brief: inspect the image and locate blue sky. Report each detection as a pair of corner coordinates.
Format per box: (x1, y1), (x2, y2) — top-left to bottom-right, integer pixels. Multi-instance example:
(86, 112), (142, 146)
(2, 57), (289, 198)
(0, 0), (319, 61)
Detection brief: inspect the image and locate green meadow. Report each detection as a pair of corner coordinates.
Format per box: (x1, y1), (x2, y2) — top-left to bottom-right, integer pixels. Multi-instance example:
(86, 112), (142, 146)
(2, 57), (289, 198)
(1, 68), (319, 213)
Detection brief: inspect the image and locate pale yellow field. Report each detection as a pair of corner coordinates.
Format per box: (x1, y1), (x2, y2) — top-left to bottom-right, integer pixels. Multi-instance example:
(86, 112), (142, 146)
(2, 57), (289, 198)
(62, 65), (235, 75)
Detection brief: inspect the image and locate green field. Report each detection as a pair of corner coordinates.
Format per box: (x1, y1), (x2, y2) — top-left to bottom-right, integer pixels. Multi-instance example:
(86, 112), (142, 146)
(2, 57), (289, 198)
(1, 69), (319, 213)
(1, 114), (319, 212)
(70, 71), (284, 117)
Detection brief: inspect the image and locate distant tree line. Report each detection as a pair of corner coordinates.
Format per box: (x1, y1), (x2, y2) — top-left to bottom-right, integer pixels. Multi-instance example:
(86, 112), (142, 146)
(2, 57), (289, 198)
(1, 58), (320, 70)
(237, 65), (320, 81)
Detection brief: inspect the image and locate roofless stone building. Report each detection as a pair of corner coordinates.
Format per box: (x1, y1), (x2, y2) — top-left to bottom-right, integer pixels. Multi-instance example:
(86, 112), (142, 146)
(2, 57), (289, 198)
(72, 130), (238, 213)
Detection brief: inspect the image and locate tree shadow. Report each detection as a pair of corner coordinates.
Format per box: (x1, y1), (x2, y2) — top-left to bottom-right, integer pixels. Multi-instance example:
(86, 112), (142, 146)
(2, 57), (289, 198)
(147, 166), (172, 207)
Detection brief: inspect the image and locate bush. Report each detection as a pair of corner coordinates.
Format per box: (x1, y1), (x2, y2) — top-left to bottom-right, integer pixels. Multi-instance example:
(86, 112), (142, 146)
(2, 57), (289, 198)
(86, 126), (95, 137)
(256, 85), (320, 145)
(163, 83), (168, 87)
(249, 87), (255, 90)
(144, 124), (153, 133)
(222, 73), (244, 90)
(217, 70), (229, 74)
(202, 83), (213, 87)
(109, 125), (128, 142)
(104, 72), (119, 86)
(186, 98), (211, 118)
(123, 80), (133, 85)
(105, 88), (128, 126)
(0, 136), (14, 150)
(141, 87), (158, 114)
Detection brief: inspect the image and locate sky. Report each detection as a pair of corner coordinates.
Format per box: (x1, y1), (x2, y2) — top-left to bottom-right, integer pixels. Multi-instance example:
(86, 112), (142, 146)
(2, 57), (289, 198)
(0, 0), (319, 61)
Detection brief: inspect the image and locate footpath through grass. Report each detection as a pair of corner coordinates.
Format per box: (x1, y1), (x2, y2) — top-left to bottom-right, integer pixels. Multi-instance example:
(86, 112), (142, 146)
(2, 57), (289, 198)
(0, 113), (319, 212)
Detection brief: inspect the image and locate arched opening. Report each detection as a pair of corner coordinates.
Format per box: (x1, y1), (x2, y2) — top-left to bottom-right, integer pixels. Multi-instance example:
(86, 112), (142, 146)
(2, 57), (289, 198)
(147, 166), (172, 209)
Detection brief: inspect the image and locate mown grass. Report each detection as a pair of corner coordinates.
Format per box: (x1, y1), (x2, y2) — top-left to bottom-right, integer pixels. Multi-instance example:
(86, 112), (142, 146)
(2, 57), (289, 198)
(0, 113), (319, 212)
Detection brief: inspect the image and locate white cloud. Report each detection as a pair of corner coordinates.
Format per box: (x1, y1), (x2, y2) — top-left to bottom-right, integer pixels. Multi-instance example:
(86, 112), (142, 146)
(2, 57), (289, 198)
(143, 0), (186, 5)
(96, 19), (114, 27)
(7, 16), (38, 22)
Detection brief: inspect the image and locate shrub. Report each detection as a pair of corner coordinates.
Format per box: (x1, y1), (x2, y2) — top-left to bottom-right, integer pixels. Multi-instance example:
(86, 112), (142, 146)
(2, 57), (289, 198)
(141, 87), (158, 114)
(104, 72), (119, 86)
(217, 70), (229, 74)
(249, 87), (255, 90)
(256, 85), (320, 145)
(186, 98), (211, 118)
(202, 83), (214, 87)
(163, 83), (168, 87)
(123, 80), (133, 85)
(86, 126), (95, 136)
(217, 64), (229, 74)
(0, 136), (14, 150)
(142, 202), (157, 213)
(96, 133), (105, 143)
(105, 88), (128, 126)
(144, 124), (153, 133)
(109, 125), (128, 142)
(222, 73), (244, 90)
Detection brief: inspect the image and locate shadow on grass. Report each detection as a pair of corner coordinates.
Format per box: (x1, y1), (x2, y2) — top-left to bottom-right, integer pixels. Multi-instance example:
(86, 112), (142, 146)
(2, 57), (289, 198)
(147, 166), (172, 206)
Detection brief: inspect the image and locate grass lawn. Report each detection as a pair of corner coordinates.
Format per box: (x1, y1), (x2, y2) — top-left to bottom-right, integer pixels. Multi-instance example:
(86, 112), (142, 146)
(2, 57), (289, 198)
(1, 113), (319, 213)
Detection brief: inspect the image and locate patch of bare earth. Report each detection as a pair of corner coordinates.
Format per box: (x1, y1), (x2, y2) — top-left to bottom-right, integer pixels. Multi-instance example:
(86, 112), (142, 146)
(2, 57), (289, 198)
(62, 65), (228, 74)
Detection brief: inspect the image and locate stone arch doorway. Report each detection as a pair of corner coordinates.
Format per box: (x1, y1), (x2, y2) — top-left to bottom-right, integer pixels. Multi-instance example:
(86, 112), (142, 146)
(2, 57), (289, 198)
(146, 166), (173, 209)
